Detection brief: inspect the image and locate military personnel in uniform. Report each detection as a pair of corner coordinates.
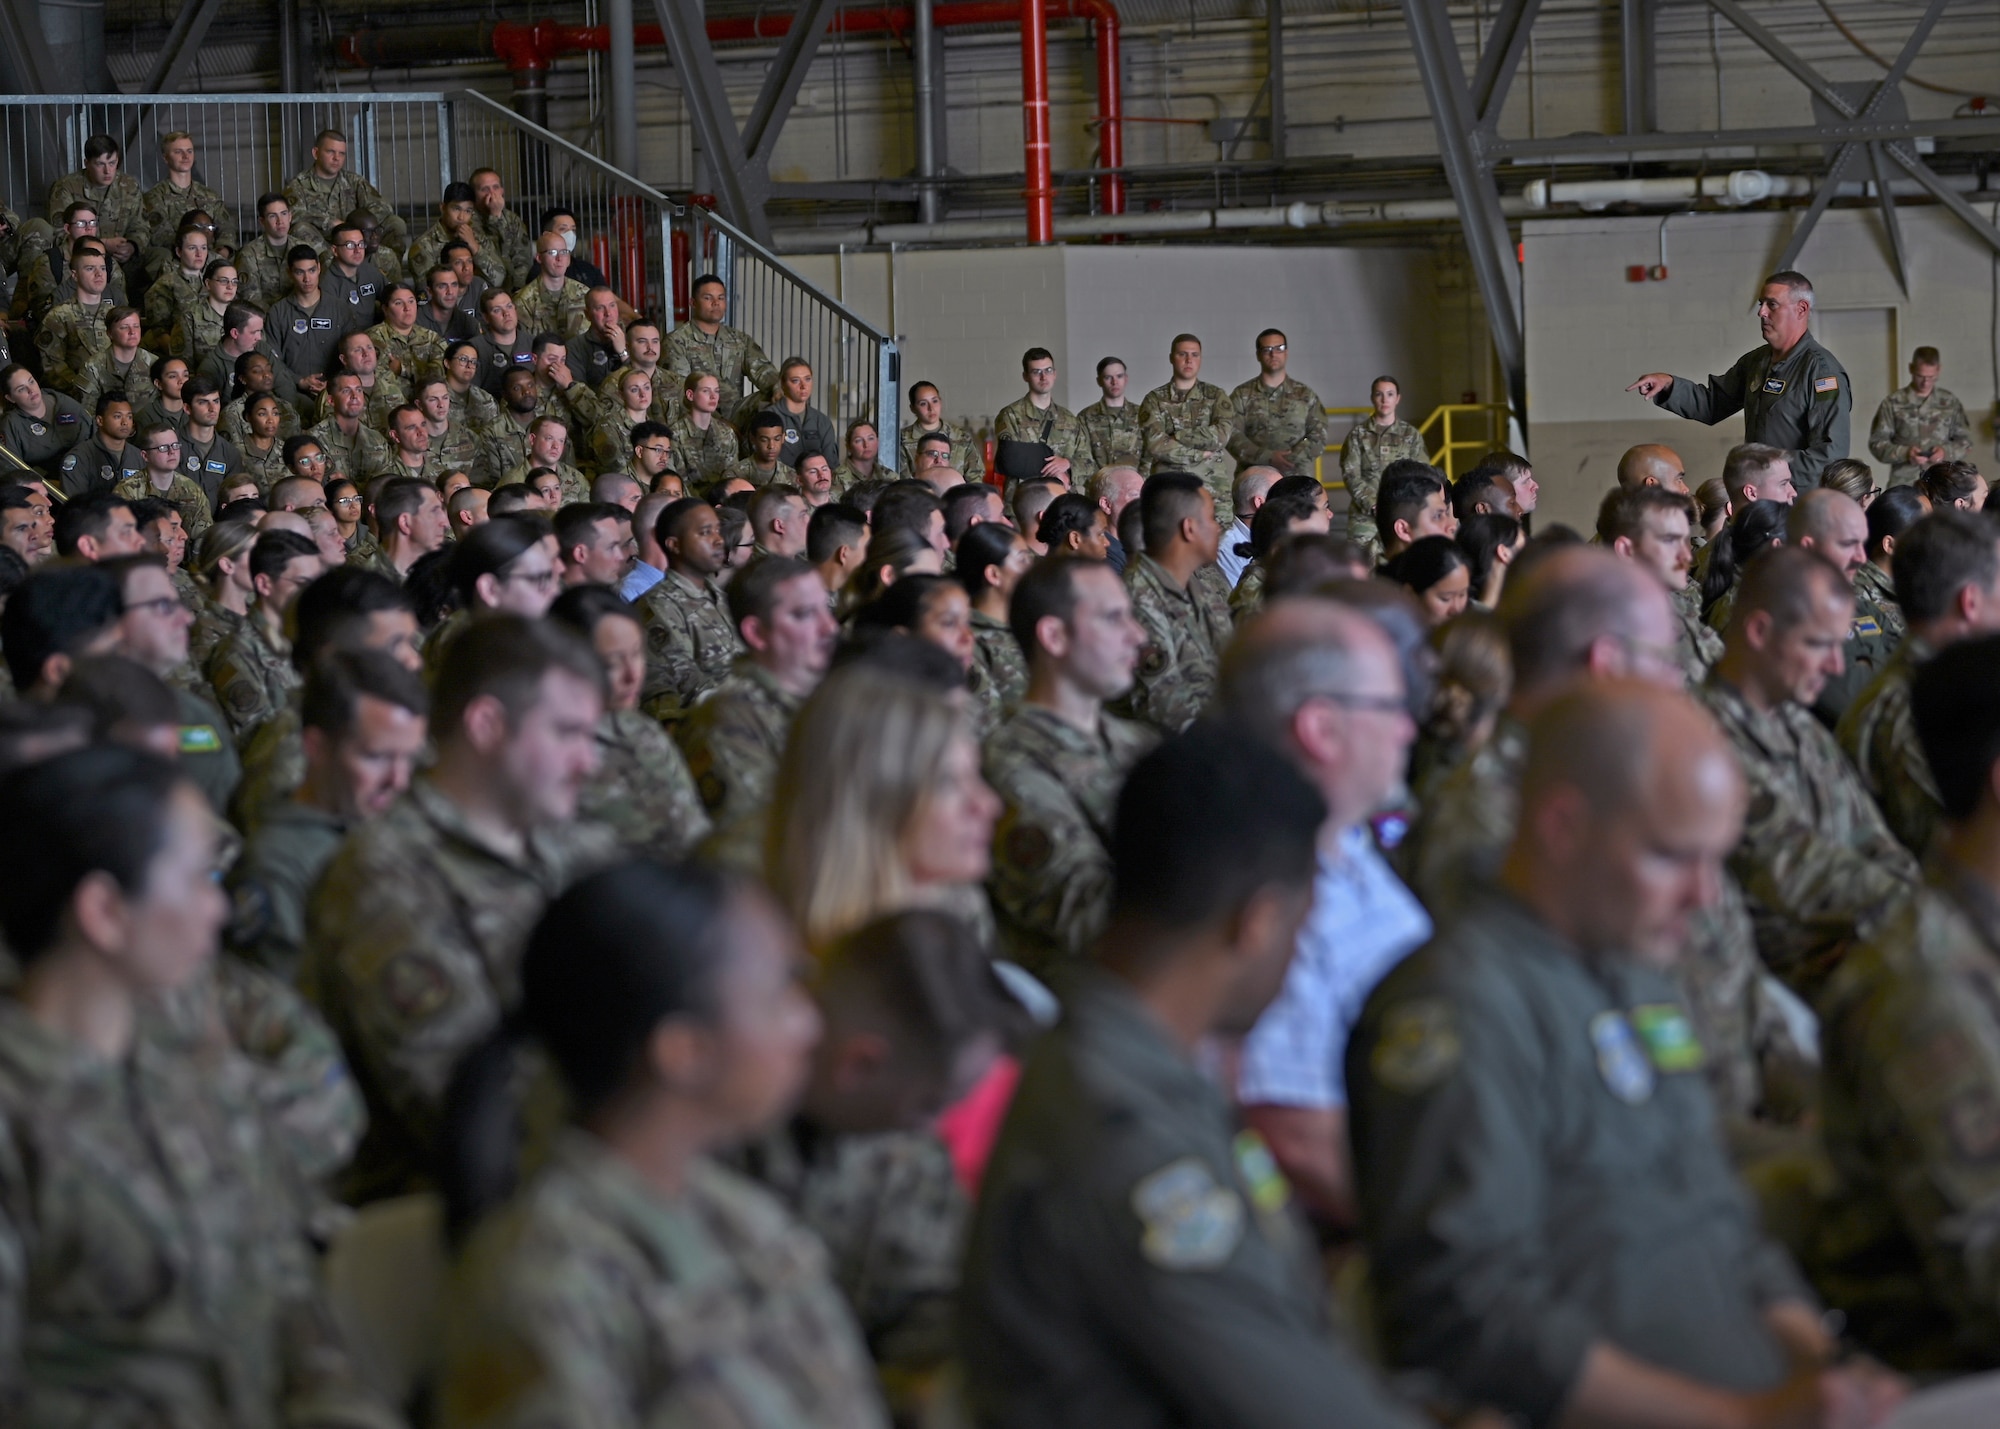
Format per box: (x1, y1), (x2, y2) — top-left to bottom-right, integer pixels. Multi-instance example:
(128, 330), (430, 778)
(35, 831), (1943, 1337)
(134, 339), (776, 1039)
(1139, 334), (1235, 524)
(115, 420), (214, 545)
(1079, 355), (1146, 472)
(0, 747), (396, 1429)
(513, 232), (592, 342)
(34, 248), (114, 394)
(1339, 375), (1427, 558)
(1839, 511), (2000, 861)
(368, 282), (446, 384)
(1114, 473), (1232, 735)
(733, 410), (800, 489)
(206, 529), (320, 745)
(995, 348), (1095, 486)
(1699, 546), (1920, 995)
(1783, 488), (1896, 724)
(237, 194), (317, 310)
(309, 372), (396, 487)
(408, 182), (508, 303)
(670, 370), (741, 481)
(500, 416), (589, 505)
(676, 558), (836, 866)
(75, 306), (154, 415)
(228, 649), (427, 984)
(638, 497), (744, 721)
(12, 220), (127, 331)
(983, 556), (1155, 976)
(958, 522), (1033, 723)
(964, 725), (1423, 1428)
(1598, 485), (1719, 684)
(1351, 683), (1901, 1427)
(143, 131), (236, 258)
(470, 166), (536, 290)
(142, 225), (212, 352)
(1228, 328), (1327, 479)
(665, 273), (780, 420)
(1630, 270), (1852, 489)
(1868, 345), (1973, 487)
(898, 380), (983, 476)
(267, 247), (355, 408)
(435, 861), (887, 1429)
(45, 136), (146, 270)
(285, 128), (407, 254)
(1817, 635), (2000, 1370)
(58, 394), (146, 498)
(303, 617), (617, 1204)
(1, 366), (91, 482)
(320, 221), (390, 326)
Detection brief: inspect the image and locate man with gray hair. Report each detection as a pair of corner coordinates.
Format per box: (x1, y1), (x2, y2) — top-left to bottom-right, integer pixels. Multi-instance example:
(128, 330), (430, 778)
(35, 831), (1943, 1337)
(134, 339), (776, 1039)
(1784, 486), (1893, 722)
(1224, 598), (1428, 1225)
(1088, 462), (1145, 573)
(1628, 269), (1851, 489)
(1217, 464), (1282, 588)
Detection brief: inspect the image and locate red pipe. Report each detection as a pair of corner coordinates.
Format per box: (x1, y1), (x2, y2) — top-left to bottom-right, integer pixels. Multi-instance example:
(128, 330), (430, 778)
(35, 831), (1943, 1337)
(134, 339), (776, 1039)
(1020, 0), (1052, 242)
(354, 3), (1126, 220)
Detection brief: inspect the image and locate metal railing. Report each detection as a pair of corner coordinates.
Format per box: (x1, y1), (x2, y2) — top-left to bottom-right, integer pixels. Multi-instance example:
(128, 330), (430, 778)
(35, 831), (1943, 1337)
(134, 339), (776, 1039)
(0, 91), (896, 454)
(1316, 402), (1515, 485)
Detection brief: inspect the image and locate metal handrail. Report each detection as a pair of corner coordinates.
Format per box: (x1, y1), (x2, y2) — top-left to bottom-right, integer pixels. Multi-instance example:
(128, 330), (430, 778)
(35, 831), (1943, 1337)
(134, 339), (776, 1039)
(1315, 401), (1514, 485)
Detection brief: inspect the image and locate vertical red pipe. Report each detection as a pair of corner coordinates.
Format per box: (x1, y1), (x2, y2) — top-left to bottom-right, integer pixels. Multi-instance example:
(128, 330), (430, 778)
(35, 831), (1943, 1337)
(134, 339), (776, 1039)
(1020, 0), (1053, 243)
(1093, 6), (1122, 214)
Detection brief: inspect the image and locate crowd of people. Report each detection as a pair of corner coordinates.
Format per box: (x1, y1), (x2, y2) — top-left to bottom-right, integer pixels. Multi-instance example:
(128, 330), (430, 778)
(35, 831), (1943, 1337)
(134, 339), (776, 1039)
(1, 127), (1999, 1429)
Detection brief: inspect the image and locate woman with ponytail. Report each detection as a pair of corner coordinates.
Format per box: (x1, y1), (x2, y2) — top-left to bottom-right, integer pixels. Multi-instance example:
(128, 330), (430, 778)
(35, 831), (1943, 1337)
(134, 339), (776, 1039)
(435, 859), (887, 1429)
(1700, 497), (1786, 626)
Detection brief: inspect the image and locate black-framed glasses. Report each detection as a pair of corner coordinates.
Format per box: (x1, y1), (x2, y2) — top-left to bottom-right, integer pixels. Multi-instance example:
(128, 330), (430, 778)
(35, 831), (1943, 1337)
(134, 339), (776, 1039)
(144, 440), (182, 452)
(122, 595), (183, 618)
(1258, 343), (1287, 354)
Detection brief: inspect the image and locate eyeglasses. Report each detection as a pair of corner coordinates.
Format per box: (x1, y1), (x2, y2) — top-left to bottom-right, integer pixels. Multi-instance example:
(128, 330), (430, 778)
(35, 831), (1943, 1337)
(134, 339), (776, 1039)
(144, 440), (182, 452)
(503, 566), (559, 590)
(637, 444), (673, 458)
(211, 274), (238, 284)
(122, 595), (183, 618)
(336, 239), (366, 250)
(1257, 343), (1287, 354)
(331, 495), (362, 508)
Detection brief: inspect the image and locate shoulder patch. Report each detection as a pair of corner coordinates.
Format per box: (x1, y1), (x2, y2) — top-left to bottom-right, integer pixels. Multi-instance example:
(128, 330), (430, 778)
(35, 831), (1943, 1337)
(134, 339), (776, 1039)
(1132, 1158), (1244, 1271)
(1629, 1004), (1705, 1073)
(1852, 616), (1882, 638)
(1369, 999), (1461, 1093)
(1232, 1130), (1290, 1215)
(178, 723), (223, 754)
(1590, 1010), (1656, 1103)
(1814, 375), (1840, 394)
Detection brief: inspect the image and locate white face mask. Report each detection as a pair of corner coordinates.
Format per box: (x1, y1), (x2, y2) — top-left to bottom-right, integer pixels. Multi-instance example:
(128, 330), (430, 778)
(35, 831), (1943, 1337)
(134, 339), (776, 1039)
(560, 229), (577, 252)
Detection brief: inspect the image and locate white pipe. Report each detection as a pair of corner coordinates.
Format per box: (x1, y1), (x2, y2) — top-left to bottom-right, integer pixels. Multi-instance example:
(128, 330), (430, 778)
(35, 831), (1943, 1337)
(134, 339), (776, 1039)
(1522, 169), (1814, 211)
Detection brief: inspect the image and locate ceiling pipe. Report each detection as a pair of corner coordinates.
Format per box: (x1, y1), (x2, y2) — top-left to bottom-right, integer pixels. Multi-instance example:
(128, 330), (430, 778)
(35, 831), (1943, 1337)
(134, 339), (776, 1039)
(1522, 169), (1813, 211)
(338, 0), (1127, 219)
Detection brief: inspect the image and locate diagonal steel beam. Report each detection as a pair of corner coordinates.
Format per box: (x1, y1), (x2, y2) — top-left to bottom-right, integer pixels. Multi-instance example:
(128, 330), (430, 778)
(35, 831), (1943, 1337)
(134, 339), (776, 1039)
(0, 0), (61, 94)
(1469, 0), (1543, 127)
(650, 0), (771, 243)
(1773, 142), (1861, 273)
(1881, 143), (2000, 256)
(144, 0), (230, 93)
(742, 0), (838, 166)
(1863, 143), (1909, 295)
(1403, 0), (1526, 425)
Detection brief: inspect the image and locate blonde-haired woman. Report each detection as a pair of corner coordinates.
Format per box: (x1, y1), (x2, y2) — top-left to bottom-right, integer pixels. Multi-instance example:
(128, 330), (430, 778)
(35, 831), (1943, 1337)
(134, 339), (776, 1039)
(188, 519), (258, 669)
(767, 665), (999, 951)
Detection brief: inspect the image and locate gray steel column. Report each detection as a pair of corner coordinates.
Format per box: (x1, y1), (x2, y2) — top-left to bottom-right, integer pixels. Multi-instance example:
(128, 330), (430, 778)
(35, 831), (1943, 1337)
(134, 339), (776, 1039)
(914, 0), (942, 222)
(607, 0), (640, 175)
(277, 0), (300, 90)
(1267, 0), (1286, 160)
(1620, 0), (1656, 133)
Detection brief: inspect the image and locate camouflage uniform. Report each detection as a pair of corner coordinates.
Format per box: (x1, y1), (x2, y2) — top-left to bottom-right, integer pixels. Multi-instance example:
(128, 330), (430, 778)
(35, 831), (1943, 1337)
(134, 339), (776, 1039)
(232, 706), (306, 834)
(423, 420), (480, 486)
(969, 611), (1028, 734)
(45, 170), (147, 250)
(598, 362), (683, 428)
(1338, 418), (1427, 555)
(737, 1125), (967, 1374)
(512, 277), (592, 343)
(113, 470), (212, 544)
(237, 438), (292, 494)
(983, 704), (1158, 976)
(589, 406), (648, 476)
(476, 412), (534, 488)
(1836, 636), (1942, 861)
(638, 568), (744, 722)
(1138, 380), (1235, 523)
(367, 320), (446, 385)
(284, 166), (407, 251)
(1815, 859), (2000, 1370)
(236, 236), (301, 311)
(206, 611), (300, 746)
(675, 661), (803, 865)
(1229, 557), (1270, 627)
(141, 175), (235, 252)
(309, 415), (397, 487)
(169, 298), (230, 366)
(188, 600), (245, 685)
(34, 297), (112, 395)
(1228, 376), (1327, 476)
(579, 708), (712, 863)
(1853, 562), (1908, 643)
(730, 457), (798, 491)
(1867, 383), (1974, 487)
(227, 798), (346, 985)
(1112, 555), (1232, 735)
(302, 778), (617, 1204)
(500, 458), (588, 506)
(449, 381), (501, 434)
(75, 348), (153, 415)
(438, 1132), (888, 1429)
(9, 249), (126, 332)
(407, 220), (508, 297)
(475, 207), (535, 291)
(1695, 674), (1920, 996)
(1078, 398), (1145, 472)
(994, 396), (1096, 484)
(665, 324), (781, 417)
(671, 413), (742, 481)
(1814, 581), (1903, 728)
(1671, 584), (1724, 685)
(308, 373), (408, 434)
(898, 419), (983, 478)
(0, 996), (393, 1429)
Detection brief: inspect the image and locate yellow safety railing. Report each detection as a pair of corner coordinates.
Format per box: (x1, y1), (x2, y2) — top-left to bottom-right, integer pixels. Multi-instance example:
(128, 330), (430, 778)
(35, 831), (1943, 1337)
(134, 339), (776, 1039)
(1315, 402), (1514, 487)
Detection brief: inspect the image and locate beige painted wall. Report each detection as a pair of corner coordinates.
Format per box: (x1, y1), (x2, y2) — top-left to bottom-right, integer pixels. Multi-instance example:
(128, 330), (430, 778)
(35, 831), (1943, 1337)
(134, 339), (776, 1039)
(1522, 206), (2000, 531)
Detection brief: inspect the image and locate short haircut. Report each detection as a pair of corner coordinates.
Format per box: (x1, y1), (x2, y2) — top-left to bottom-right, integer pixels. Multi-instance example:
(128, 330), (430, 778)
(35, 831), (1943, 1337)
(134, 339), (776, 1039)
(292, 566), (415, 670)
(1110, 721), (1326, 934)
(1139, 472), (1208, 555)
(1500, 547), (1661, 694)
(184, 374), (224, 402)
(53, 492), (134, 558)
(1232, 466), (1284, 511)
(1764, 269), (1815, 307)
(375, 477), (434, 531)
(1169, 333), (1201, 351)
(1866, 484), (1928, 558)
(748, 484), (805, 532)
(653, 496), (709, 551)
(286, 244), (319, 269)
(488, 484), (534, 516)
(553, 501), (628, 553)
(726, 554), (817, 631)
(1379, 461), (1447, 535)
(1451, 469), (1511, 522)
(1596, 485), (1695, 545)
(313, 127), (348, 146)
(250, 528), (320, 584)
(430, 614), (605, 743)
(591, 471), (643, 505)
(1218, 603), (1385, 747)
(691, 272), (726, 296)
(630, 419), (671, 451)
(547, 583), (642, 641)
(1021, 347), (1053, 369)
(301, 647), (429, 739)
(1039, 492), (1103, 549)
(1096, 355), (1126, 377)
(1723, 442), (1791, 506)
(942, 482), (998, 542)
(1732, 545), (1847, 633)
(1, 564), (123, 689)
(126, 496), (177, 532)
(1892, 510), (2000, 622)
(257, 191), (287, 217)
(915, 431), (953, 453)
(746, 410), (786, 436)
(871, 483), (945, 543)
(1009, 554), (1104, 660)
(807, 502), (867, 565)
(1914, 633), (2000, 820)
(1911, 346), (1941, 367)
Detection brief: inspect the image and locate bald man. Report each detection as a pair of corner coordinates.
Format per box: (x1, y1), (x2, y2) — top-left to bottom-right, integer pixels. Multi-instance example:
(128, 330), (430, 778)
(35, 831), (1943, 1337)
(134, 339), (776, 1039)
(1699, 546), (1920, 995)
(1616, 442), (1691, 497)
(1406, 547), (1806, 1137)
(1784, 488), (1900, 724)
(1352, 682), (1905, 1429)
